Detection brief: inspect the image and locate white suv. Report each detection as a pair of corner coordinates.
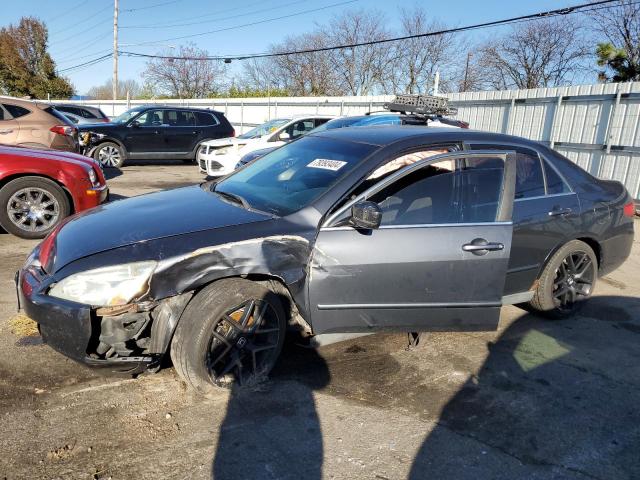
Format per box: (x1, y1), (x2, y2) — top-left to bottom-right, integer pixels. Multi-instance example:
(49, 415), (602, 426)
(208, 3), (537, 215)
(197, 115), (333, 176)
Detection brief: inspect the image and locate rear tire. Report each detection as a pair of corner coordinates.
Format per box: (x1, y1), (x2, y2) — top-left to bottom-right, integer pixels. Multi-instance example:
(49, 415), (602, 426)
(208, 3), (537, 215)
(0, 176), (70, 239)
(94, 142), (125, 168)
(527, 240), (597, 318)
(170, 278), (286, 393)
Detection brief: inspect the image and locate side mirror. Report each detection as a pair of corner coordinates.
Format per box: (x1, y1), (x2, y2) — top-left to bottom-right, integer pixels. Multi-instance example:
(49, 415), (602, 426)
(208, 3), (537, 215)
(279, 131), (290, 141)
(350, 201), (382, 230)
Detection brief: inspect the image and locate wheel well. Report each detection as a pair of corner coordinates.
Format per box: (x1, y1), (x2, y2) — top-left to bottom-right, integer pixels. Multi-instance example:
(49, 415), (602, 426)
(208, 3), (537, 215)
(91, 138), (127, 158)
(576, 236), (601, 267)
(0, 173), (76, 213)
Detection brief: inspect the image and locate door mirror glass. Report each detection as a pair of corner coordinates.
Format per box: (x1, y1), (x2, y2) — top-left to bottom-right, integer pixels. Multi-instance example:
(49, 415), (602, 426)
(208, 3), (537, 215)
(350, 201), (382, 229)
(278, 131), (290, 141)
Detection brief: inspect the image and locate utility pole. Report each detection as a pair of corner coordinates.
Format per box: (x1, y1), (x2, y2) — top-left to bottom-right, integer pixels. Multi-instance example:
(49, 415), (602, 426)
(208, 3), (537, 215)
(112, 0), (119, 101)
(463, 52), (472, 92)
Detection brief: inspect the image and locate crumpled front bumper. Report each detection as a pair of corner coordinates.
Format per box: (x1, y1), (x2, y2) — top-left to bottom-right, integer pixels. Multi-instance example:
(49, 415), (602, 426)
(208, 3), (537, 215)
(16, 264), (151, 374)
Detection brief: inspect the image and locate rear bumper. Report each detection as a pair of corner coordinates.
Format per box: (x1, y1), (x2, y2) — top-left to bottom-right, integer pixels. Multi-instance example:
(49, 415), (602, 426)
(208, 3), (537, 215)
(599, 220), (635, 277)
(17, 265), (149, 374)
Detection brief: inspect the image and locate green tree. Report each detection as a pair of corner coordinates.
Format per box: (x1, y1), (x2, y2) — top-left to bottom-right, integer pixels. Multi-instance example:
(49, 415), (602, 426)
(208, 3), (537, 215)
(0, 17), (74, 99)
(591, 0), (640, 82)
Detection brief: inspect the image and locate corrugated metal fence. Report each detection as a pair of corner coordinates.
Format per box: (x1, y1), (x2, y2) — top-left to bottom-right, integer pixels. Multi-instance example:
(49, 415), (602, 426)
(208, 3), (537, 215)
(55, 81), (640, 199)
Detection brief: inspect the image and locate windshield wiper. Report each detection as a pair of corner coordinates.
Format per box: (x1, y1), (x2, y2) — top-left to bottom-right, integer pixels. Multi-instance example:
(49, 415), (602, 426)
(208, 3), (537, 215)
(214, 188), (250, 209)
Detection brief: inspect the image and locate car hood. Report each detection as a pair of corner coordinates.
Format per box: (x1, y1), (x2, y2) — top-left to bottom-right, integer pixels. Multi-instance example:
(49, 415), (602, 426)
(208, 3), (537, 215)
(46, 184), (271, 273)
(0, 144), (99, 170)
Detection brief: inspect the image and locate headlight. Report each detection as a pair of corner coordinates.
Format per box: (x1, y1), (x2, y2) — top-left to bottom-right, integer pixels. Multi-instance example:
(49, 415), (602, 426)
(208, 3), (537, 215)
(48, 261), (156, 306)
(88, 168), (98, 186)
(214, 146), (232, 155)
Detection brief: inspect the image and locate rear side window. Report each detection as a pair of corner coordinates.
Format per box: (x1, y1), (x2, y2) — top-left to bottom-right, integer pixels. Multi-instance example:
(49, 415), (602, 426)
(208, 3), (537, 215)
(195, 111), (218, 126)
(165, 110), (196, 126)
(544, 162), (570, 194)
(3, 104), (31, 119)
(469, 144), (545, 199)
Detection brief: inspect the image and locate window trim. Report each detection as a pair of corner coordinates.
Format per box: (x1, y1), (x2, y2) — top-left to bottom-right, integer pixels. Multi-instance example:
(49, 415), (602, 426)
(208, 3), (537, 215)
(322, 149), (516, 228)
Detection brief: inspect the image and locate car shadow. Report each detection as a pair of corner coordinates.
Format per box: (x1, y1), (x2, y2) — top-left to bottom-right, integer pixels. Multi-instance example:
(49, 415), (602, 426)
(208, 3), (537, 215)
(408, 295), (640, 479)
(211, 335), (330, 479)
(102, 167), (123, 181)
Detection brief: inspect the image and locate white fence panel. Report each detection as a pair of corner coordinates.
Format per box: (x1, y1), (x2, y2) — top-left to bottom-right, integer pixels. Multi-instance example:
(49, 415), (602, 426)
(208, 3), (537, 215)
(53, 82), (640, 199)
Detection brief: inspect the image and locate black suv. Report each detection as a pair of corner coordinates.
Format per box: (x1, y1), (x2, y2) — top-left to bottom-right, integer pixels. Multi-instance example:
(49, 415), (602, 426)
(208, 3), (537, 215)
(79, 106), (235, 168)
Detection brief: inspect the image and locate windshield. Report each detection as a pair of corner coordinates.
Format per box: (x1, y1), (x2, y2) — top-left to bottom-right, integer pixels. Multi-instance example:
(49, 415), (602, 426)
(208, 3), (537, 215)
(215, 136), (377, 216)
(112, 107), (146, 124)
(237, 118), (291, 139)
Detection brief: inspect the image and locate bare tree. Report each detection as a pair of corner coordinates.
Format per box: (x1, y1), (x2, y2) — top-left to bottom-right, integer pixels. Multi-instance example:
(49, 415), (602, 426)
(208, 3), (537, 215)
(327, 9), (393, 95)
(386, 8), (459, 94)
(143, 43), (227, 98)
(590, 0), (640, 82)
(478, 18), (590, 90)
(87, 78), (141, 99)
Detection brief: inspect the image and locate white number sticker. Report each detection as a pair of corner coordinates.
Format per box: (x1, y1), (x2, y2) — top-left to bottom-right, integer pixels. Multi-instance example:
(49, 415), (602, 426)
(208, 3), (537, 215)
(307, 159), (347, 171)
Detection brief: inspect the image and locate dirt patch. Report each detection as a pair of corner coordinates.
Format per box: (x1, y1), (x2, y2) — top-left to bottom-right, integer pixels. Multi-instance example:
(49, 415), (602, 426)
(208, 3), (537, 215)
(8, 313), (38, 337)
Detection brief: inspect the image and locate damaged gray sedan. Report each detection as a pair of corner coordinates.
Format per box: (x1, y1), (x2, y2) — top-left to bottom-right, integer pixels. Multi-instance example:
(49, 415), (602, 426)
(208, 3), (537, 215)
(17, 126), (635, 392)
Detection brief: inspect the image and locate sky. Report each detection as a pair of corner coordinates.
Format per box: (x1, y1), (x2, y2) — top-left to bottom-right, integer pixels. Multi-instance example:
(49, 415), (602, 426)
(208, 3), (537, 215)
(2, 0), (595, 94)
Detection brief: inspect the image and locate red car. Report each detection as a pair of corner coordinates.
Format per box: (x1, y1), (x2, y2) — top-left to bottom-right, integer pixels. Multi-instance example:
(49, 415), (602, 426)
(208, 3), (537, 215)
(0, 145), (108, 239)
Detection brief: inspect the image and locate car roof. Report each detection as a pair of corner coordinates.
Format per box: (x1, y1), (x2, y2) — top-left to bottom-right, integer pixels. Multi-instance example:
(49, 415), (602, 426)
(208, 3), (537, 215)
(309, 125), (541, 148)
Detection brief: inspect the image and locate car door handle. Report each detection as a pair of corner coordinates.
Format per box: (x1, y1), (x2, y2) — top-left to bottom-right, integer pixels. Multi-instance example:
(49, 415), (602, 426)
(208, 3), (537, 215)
(0, 129), (13, 134)
(548, 207), (572, 217)
(462, 239), (504, 255)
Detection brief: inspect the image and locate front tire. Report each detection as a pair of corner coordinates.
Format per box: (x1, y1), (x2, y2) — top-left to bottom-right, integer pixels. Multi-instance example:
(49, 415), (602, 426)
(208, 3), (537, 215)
(0, 176), (70, 239)
(94, 142), (125, 168)
(170, 278), (286, 393)
(528, 240), (597, 318)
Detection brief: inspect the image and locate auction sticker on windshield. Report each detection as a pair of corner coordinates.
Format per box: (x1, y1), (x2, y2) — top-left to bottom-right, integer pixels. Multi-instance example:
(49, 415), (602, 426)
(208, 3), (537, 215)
(307, 159), (348, 171)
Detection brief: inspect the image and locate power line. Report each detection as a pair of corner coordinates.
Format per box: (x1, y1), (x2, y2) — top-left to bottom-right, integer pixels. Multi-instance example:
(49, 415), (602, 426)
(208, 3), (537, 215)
(120, 0), (625, 62)
(45, 0), (90, 25)
(122, 0), (181, 12)
(58, 53), (112, 73)
(120, 0), (318, 30)
(120, 0), (271, 28)
(49, 3), (113, 37)
(121, 0), (359, 47)
(58, 0), (625, 74)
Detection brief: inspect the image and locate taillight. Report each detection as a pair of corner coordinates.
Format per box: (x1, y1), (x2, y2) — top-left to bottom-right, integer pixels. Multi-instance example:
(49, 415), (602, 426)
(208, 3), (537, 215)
(50, 125), (76, 136)
(623, 202), (636, 217)
(101, 118), (110, 123)
(231, 128), (236, 137)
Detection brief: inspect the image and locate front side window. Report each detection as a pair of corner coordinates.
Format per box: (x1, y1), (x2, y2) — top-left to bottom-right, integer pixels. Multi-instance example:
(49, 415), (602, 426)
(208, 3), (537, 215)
(3, 104), (31, 119)
(277, 119), (316, 141)
(368, 155), (505, 226)
(215, 136), (377, 216)
(135, 109), (164, 126)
